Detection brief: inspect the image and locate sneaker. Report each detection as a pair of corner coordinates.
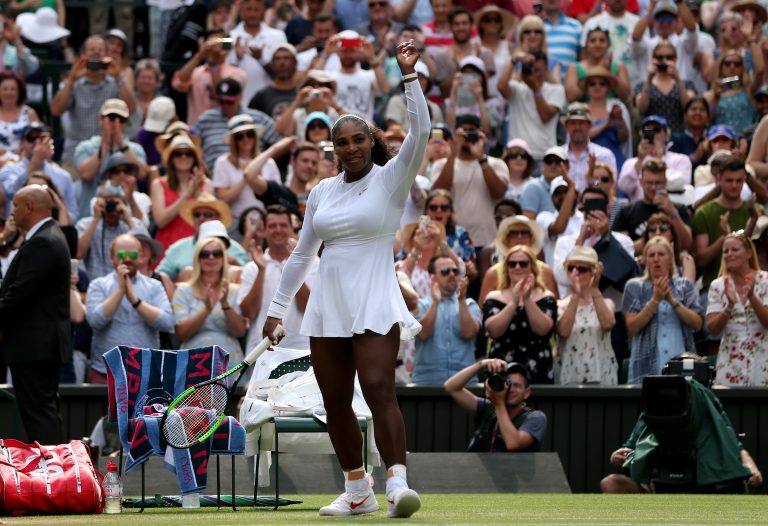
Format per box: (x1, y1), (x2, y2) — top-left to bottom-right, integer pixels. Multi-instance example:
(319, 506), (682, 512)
(318, 487), (379, 516)
(387, 486), (421, 518)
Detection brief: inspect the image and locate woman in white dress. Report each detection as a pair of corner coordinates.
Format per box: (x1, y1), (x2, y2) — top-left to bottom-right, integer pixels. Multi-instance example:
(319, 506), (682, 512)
(262, 40), (428, 519)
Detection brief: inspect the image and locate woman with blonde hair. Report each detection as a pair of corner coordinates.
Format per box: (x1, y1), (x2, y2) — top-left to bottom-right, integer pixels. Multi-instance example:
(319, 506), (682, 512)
(213, 114), (280, 236)
(483, 245), (557, 383)
(556, 246), (617, 385)
(150, 134), (213, 249)
(173, 236), (247, 360)
(707, 231), (768, 386)
(623, 237), (702, 384)
(704, 49), (759, 136)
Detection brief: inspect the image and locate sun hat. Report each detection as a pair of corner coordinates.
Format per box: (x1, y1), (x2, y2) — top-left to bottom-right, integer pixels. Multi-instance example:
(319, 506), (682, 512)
(563, 245), (598, 268)
(197, 220), (232, 248)
(494, 215), (543, 255)
(474, 5), (516, 35)
(180, 192), (233, 229)
(154, 121), (201, 152)
(17, 7), (70, 44)
(161, 133), (204, 168)
(577, 66), (618, 92)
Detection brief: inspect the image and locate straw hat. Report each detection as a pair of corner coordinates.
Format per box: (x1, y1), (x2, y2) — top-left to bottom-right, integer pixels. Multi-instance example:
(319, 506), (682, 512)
(494, 215), (543, 256)
(401, 220), (446, 254)
(563, 246), (598, 269)
(577, 66), (618, 92)
(154, 121), (201, 152)
(474, 5), (516, 36)
(180, 192), (233, 228)
(732, 0), (767, 25)
(161, 133), (204, 168)
(224, 114), (263, 146)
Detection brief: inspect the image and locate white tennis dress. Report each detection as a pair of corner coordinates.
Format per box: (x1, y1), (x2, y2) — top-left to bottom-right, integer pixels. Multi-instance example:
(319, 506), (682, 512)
(268, 80), (430, 340)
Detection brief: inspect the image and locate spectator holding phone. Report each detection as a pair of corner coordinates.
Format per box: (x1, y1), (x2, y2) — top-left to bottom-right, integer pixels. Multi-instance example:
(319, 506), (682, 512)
(85, 234), (174, 384)
(704, 49), (759, 137)
(617, 115), (692, 204)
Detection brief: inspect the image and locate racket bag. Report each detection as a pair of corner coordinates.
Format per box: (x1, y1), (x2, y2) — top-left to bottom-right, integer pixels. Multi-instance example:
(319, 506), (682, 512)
(0, 439), (104, 516)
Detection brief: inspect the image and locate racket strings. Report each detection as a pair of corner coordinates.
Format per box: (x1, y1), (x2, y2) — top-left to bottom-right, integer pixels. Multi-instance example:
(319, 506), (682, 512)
(164, 383), (229, 446)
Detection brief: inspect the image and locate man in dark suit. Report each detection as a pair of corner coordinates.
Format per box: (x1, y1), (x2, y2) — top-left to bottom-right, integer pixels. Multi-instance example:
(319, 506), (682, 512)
(0, 185), (71, 444)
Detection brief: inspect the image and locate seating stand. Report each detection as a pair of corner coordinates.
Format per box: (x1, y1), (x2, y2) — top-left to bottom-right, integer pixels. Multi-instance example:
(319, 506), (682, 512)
(255, 416), (369, 509)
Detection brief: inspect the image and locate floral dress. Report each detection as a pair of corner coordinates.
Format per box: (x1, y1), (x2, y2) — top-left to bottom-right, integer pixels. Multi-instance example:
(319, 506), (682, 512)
(0, 105), (32, 153)
(483, 295), (557, 384)
(707, 271), (768, 386)
(556, 299), (618, 385)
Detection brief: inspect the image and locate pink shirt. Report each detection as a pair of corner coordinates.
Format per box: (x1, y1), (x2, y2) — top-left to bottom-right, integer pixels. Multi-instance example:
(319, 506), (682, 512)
(171, 63), (247, 126)
(617, 151), (693, 203)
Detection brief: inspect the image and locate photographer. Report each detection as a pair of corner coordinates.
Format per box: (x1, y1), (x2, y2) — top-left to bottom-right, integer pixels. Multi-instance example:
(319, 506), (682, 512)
(444, 360), (547, 452)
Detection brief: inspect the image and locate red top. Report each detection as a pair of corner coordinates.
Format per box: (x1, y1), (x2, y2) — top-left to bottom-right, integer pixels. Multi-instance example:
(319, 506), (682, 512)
(155, 178), (195, 250)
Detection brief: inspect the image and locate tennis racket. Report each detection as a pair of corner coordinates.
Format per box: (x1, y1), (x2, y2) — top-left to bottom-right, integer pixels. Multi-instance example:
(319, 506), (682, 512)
(161, 325), (285, 449)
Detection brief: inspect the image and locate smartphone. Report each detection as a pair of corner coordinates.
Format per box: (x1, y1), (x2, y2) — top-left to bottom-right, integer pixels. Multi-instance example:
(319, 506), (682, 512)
(461, 72), (478, 85)
(521, 61), (533, 76)
(308, 88), (323, 100)
(656, 63), (668, 72)
(315, 42), (325, 53)
(417, 214), (430, 233)
(431, 129), (444, 142)
(340, 36), (362, 48)
(583, 198), (608, 214)
(641, 125), (657, 143)
(319, 141), (334, 161)
(464, 130), (479, 144)
(720, 75), (741, 90)
(217, 37), (233, 51)
(70, 259), (80, 277)
(86, 59), (108, 71)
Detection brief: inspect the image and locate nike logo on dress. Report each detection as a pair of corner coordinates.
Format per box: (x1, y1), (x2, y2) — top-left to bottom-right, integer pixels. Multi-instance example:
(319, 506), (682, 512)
(350, 495), (370, 509)
(387, 499), (394, 504)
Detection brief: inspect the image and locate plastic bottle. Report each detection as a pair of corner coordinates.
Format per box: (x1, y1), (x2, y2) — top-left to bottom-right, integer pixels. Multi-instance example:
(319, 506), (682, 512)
(103, 461), (122, 514)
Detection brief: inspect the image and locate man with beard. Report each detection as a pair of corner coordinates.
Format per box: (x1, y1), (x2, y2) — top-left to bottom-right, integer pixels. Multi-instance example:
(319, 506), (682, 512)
(430, 7), (494, 97)
(249, 44), (300, 119)
(412, 255), (480, 385)
(431, 114), (509, 249)
(85, 234), (174, 384)
(562, 103), (617, 192)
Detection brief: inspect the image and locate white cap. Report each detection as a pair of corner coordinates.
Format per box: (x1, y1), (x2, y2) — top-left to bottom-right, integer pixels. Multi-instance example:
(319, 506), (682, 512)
(458, 55), (486, 74)
(198, 220), (231, 247)
(550, 176), (568, 195)
(143, 97), (176, 133)
(106, 28), (127, 42)
(544, 146), (568, 161)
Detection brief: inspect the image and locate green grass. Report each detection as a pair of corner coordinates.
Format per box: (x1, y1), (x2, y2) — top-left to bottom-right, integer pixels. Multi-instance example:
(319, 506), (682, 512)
(3, 494), (768, 525)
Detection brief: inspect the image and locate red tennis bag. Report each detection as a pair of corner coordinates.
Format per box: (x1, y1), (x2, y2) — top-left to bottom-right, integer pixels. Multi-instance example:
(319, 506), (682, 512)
(0, 439), (104, 516)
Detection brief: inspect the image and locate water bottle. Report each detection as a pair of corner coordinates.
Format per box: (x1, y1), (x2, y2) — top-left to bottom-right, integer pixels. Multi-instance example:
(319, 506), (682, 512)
(103, 461), (122, 514)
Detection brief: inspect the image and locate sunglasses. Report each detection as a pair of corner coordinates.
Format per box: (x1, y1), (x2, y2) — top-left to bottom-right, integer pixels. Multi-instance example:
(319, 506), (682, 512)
(655, 14), (675, 23)
(116, 250), (138, 261)
(647, 223), (671, 234)
(505, 152), (528, 160)
(109, 166), (133, 175)
(593, 175), (612, 184)
(507, 259), (530, 269)
(172, 150), (195, 159)
(307, 121), (327, 130)
(199, 249), (224, 259)
(543, 156), (564, 165)
(508, 229), (531, 237)
(439, 267), (460, 276)
(567, 264), (593, 274)
(368, 1), (387, 6)
(193, 211), (217, 219)
(522, 29), (544, 35)
(482, 17), (502, 23)
(105, 114), (128, 123)
(654, 54), (675, 62)
(428, 204), (451, 212)
(235, 131), (256, 141)
(588, 80), (608, 87)
(723, 60), (743, 67)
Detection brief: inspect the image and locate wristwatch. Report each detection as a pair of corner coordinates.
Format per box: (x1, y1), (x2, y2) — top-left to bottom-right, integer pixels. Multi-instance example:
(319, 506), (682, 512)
(478, 156), (489, 165)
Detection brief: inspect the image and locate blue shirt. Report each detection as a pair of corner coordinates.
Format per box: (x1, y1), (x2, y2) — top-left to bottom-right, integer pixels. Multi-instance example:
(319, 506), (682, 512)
(73, 136), (147, 220)
(543, 14), (582, 76)
(0, 159), (78, 221)
(413, 295), (482, 385)
(86, 271), (174, 374)
(75, 217), (132, 279)
(520, 176), (556, 216)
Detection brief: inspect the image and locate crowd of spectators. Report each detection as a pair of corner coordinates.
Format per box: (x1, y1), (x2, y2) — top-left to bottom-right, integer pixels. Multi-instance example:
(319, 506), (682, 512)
(1, 0), (768, 392)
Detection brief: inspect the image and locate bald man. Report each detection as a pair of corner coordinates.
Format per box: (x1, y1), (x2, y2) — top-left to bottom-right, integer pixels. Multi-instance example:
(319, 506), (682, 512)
(0, 185), (71, 444)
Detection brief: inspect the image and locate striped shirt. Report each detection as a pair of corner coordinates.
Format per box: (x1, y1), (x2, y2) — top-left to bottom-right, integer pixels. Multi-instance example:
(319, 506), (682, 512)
(196, 107), (281, 169)
(544, 14), (582, 76)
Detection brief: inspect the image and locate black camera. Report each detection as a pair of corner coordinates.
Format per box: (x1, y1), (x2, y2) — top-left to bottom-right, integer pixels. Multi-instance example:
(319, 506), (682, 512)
(86, 59), (108, 71)
(487, 374), (508, 392)
(105, 200), (119, 213)
(656, 63), (668, 73)
(521, 61), (533, 76)
(464, 130), (479, 144)
(641, 125), (658, 143)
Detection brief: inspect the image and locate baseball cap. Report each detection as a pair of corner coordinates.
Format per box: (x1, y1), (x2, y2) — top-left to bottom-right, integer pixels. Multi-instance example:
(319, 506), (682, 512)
(543, 146), (568, 162)
(653, 2), (678, 16)
(216, 78), (242, 101)
(105, 28), (127, 42)
(706, 124), (736, 141)
(642, 115), (669, 129)
(550, 175), (568, 195)
(564, 102), (592, 122)
(456, 114), (481, 129)
(458, 55), (486, 74)
(143, 96), (176, 133)
(22, 122), (51, 140)
(100, 98), (130, 118)
(272, 42), (297, 58)
(505, 362), (531, 384)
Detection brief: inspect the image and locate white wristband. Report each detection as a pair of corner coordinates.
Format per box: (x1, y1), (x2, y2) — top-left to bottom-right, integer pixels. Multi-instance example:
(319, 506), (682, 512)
(401, 72), (418, 81)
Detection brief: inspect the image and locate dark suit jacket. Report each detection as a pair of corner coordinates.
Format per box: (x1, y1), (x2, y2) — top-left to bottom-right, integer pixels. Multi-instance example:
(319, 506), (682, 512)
(0, 219), (71, 365)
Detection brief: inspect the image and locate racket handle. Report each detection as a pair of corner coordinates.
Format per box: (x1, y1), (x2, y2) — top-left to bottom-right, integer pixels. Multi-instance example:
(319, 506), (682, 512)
(242, 324), (285, 365)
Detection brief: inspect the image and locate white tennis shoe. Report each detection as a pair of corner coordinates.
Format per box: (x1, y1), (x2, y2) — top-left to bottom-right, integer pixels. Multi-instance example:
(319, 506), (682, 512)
(386, 486), (421, 518)
(318, 487), (379, 516)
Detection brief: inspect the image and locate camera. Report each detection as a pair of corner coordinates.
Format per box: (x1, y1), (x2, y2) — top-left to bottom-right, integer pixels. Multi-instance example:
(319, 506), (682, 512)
(641, 125), (657, 143)
(656, 63), (668, 73)
(315, 42), (325, 53)
(464, 130), (479, 144)
(308, 88), (323, 100)
(86, 59), (108, 71)
(105, 200), (119, 213)
(319, 141), (334, 161)
(521, 61), (533, 76)
(216, 37), (233, 51)
(720, 75), (741, 91)
(487, 374), (509, 392)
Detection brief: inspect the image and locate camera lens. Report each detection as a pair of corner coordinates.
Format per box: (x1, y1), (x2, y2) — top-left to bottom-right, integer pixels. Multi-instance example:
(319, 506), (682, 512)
(487, 374), (507, 392)
(105, 201), (118, 213)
